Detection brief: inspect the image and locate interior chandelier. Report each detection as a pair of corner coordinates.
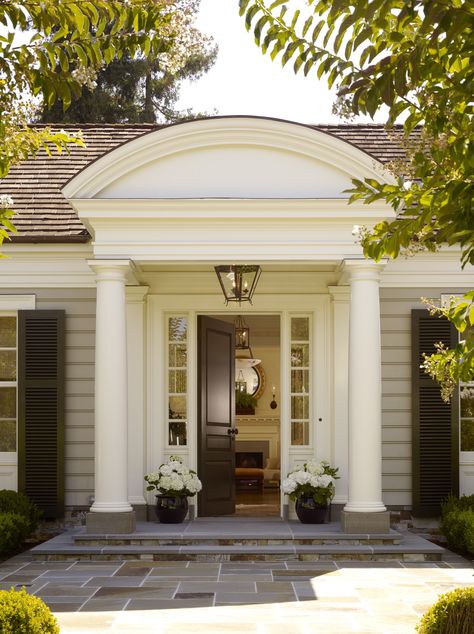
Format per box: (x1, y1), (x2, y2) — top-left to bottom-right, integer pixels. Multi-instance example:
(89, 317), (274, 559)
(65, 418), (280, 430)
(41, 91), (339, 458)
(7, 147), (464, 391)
(214, 265), (262, 305)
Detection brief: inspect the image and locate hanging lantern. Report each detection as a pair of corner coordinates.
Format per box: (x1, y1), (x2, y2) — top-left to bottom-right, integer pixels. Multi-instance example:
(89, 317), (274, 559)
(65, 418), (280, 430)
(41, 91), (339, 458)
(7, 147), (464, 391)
(234, 315), (250, 350)
(214, 265), (261, 304)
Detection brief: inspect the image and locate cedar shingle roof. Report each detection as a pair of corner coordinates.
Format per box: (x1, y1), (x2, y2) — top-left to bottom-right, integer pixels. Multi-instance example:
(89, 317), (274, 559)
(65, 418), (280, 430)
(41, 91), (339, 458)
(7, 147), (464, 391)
(0, 120), (406, 243)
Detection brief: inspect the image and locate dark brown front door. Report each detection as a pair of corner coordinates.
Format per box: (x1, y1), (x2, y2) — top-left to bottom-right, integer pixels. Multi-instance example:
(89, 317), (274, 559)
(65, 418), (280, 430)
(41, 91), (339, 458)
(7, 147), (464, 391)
(198, 316), (236, 516)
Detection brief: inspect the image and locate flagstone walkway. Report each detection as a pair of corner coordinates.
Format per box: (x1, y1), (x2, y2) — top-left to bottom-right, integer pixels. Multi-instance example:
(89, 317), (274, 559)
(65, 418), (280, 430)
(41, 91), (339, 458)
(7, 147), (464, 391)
(0, 546), (472, 633)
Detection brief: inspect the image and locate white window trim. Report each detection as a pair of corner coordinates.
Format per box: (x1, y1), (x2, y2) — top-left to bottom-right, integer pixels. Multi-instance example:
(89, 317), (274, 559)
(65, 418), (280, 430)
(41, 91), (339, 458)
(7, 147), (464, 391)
(0, 297), (35, 488)
(166, 314), (189, 450)
(0, 295), (36, 311)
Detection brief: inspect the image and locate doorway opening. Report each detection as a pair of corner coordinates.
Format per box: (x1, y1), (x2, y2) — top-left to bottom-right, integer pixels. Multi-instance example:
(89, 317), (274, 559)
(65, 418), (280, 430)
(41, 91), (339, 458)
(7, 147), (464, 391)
(207, 314), (281, 518)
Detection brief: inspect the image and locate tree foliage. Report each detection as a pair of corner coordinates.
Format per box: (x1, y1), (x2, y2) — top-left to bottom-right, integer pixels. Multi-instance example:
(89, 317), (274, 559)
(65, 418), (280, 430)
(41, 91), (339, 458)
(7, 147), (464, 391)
(38, 1), (217, 124)
(39, 49), (217, 124)
(422, 293), (474, 401)
(0, 0), (208, 246)
(240, 0), (474, 393)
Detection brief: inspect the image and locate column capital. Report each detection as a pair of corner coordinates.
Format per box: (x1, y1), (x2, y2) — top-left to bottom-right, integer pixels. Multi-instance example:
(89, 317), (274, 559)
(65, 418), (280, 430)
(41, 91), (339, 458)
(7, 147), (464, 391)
(339, 258), (387, 284)
(87, 259), (134, 282)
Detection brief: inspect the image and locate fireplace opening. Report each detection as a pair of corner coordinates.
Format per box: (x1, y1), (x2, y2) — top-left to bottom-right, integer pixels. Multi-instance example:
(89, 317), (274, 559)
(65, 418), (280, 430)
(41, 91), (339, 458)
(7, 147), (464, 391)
(235, 452), (263, 469)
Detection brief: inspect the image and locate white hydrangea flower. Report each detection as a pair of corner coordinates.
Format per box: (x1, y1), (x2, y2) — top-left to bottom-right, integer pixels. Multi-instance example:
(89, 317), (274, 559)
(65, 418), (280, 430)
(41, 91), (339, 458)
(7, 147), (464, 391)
(281, 477), (297, 494)
(159, 476), (172, 491)
(306, 461), (324, 476)
(317, 474), (334, 488)
(170, 475), (184, 490)
(293, 471), (312, 486)
(146, 455), (202, 496)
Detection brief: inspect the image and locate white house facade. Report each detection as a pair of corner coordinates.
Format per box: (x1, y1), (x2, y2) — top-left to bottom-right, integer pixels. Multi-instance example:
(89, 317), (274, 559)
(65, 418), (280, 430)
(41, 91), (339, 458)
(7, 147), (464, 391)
(0, 117), (472, 533)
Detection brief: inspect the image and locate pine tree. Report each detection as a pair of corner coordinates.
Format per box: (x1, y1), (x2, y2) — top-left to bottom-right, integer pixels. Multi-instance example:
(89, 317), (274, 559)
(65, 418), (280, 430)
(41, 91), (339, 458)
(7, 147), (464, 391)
(40, 2), (217, 124)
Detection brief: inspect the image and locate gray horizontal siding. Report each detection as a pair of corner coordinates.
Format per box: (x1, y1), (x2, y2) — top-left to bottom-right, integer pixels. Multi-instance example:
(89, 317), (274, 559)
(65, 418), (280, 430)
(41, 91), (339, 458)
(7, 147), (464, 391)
(35, 289), (95, 508)
(380, 286), (469, 508)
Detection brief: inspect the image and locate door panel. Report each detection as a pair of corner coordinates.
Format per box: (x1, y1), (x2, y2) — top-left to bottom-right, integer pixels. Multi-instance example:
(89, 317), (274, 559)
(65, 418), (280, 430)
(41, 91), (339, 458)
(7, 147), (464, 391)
(198, 316), (235, 516)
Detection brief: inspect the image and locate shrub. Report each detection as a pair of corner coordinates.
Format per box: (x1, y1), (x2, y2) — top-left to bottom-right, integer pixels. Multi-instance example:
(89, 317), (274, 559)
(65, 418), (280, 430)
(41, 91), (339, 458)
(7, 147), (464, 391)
(0, 513), (31, 556)
(0, 587), (59, 633)
(440, 495), (474, 555)
(442, 494), (474, 514)
(0, 491), (41, 533)
(417, 587), (474, 634)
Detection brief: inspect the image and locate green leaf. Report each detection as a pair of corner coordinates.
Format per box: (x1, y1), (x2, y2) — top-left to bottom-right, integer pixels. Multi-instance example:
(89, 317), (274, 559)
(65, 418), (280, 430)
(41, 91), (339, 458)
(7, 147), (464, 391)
(311, 20), (325, 43)
(238, 0), (252, 16)
(269, 0), (287, 9)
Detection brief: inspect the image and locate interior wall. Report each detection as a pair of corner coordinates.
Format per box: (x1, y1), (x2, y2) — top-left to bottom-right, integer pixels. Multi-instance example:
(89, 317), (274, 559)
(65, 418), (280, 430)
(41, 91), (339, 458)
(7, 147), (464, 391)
(235, 342), (280, 463)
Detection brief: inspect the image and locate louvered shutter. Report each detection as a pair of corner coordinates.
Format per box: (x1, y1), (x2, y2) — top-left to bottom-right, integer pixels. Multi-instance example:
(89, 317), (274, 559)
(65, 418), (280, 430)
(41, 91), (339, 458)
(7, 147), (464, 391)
(412, 310), (459, 516)
(18, 311), (65, 519)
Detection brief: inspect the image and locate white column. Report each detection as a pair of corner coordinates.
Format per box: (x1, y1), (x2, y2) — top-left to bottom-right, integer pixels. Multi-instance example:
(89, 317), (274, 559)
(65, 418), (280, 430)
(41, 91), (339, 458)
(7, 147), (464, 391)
(344, 260), (386, 514)
(126, 286), (149, 514)
(89, 260), (133, 514)
(328, 286), (350, 505)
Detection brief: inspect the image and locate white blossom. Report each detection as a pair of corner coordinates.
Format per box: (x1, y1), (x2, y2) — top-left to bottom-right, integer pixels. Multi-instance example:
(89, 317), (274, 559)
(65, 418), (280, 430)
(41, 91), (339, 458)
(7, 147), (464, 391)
(145, 456), (202, 497)
(0, 194), (13, 209)
(306, 461), (324, 476)
(71, 66), (98, 91)
(158, 475), (172, 491)
(281, 477), (297, 494)
(293, 471), (312, 486)
(317, 474), (334, 488)
(280, 459), (339, 504)
(170, 475), (184, 490)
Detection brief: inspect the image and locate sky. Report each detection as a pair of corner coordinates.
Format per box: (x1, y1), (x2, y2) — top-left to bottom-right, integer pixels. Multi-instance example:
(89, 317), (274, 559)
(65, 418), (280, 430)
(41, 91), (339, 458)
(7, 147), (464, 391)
(177, 1), (383, 125)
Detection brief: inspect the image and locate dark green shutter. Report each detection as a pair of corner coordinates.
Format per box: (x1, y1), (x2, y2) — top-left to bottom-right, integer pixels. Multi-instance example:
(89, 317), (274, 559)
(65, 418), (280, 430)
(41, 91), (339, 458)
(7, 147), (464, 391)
(18, 310), (65, 519)
(412, 309), (459, 516)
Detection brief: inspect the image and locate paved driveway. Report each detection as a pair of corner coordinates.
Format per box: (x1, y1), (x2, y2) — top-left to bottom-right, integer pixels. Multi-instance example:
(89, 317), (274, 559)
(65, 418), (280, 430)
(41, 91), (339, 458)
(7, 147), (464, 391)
(0, 549), (472, 633)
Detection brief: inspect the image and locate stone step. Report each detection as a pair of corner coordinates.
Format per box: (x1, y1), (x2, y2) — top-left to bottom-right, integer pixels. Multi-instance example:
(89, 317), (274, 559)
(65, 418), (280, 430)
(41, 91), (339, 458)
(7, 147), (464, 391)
(31, 535), (443, 563)
(29, 520), (445, 563)
(74, 534), (402, 547)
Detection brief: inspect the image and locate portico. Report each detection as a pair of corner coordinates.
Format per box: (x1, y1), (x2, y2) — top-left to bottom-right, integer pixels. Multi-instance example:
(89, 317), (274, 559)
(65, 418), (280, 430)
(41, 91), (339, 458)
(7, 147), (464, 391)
(58, 116), (398, 533)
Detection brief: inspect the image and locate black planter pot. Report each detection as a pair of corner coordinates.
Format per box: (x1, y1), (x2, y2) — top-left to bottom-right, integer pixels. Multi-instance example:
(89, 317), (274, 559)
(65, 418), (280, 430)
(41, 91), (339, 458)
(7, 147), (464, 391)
(155, 495), (188, 524)
(295, 496), (329, 524)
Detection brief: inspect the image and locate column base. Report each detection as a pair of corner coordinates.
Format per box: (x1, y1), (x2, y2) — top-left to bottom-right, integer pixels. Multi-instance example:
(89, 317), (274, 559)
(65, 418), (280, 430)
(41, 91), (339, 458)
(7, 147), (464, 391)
(86, 511), (136, 534)
(341, 510), (390, 534)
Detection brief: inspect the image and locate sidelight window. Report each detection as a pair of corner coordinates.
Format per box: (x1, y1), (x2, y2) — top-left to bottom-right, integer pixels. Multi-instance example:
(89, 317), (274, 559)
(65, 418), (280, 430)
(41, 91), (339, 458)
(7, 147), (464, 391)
(0, 315), (17, 453)
(290, 315), (311, 446)
(167, 316), (188, 446)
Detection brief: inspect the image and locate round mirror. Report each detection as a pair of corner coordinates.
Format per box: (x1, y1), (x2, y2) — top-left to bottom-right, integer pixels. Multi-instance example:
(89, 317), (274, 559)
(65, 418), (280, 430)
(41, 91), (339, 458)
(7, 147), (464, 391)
(235, 363), (265, 400)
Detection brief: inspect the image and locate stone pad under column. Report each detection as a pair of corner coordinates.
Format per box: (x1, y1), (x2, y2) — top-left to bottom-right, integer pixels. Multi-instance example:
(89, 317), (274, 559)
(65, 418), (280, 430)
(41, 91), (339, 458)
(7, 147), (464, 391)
(86, 511), (136, 534)
(341, 510), (390, 534)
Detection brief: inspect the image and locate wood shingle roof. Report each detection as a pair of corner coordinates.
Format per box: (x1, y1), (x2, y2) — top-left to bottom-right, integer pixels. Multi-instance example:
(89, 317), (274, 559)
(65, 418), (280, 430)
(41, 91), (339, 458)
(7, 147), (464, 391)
(0, 120), (406, 243)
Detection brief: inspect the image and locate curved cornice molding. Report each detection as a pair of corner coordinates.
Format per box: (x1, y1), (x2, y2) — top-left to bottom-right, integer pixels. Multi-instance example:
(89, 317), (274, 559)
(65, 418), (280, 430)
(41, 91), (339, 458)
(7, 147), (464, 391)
(62, 116), (394, 199)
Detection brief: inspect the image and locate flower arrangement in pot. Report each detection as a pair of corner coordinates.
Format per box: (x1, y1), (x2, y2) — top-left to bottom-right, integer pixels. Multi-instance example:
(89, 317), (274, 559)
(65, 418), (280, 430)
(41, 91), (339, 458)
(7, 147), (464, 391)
(144, 455), (202, 524)
(281, 460), (339, 524)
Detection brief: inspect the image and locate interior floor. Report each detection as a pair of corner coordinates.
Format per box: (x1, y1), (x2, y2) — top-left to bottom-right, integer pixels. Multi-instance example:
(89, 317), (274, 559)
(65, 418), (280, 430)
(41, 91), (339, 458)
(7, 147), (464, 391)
(234, 487), (280, 517)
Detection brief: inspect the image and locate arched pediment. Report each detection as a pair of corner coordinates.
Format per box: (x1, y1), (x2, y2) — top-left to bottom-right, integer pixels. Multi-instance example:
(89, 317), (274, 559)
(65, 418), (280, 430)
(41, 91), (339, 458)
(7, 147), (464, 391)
(63, 116), (392, 200)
